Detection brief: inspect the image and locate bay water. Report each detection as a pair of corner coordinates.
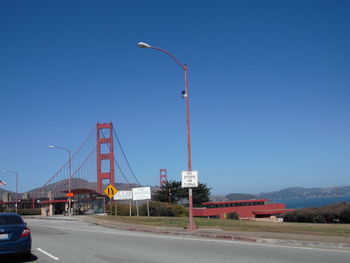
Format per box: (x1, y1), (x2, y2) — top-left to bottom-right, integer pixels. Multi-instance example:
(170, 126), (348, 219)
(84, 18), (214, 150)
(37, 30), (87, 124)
(273, 196), (350, 209)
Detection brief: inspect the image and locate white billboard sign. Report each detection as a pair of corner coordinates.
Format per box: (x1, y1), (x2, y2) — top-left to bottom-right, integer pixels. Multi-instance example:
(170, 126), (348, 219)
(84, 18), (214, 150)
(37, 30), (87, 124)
(181, 170), (198, 188)
(132, 187), (151, 201)
(113, 190), (133, 200)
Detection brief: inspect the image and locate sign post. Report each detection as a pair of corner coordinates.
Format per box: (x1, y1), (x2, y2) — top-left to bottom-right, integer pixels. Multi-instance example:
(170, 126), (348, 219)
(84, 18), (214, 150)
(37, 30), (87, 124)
(146, 200), (150, 217)
(181, 171), (198, 230)
(132, 187), (152, 217)
(113, 190), (133, 216)
(104, 185), (118, 215)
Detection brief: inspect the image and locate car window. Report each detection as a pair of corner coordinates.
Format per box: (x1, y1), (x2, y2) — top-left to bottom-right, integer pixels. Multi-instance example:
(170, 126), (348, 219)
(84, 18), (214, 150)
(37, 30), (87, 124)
(0, 215), (24, 225)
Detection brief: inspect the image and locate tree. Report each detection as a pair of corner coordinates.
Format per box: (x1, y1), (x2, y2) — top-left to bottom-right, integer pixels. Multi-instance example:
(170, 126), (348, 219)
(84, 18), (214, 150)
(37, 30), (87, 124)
(192, 182), (211, 207)
(154, 180), (211, 207)
(153, 181), (186, 203)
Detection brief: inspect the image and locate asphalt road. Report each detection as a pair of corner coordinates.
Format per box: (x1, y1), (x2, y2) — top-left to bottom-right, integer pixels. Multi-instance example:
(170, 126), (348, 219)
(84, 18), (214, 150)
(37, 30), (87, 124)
(1, 217), (349, 263)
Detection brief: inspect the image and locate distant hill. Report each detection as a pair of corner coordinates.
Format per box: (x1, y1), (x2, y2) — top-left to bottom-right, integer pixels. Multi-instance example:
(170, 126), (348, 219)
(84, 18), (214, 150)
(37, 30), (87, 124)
(257, 186), (350, 200)
(225, 193), (256, 201)
(209, 195), (226, 202)
(1, 178), (141, 200)
(28, 178), (141, 198)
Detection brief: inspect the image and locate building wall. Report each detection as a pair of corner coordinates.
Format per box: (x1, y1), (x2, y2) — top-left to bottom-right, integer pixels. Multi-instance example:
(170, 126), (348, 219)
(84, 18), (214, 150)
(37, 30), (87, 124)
(193, 203), (286, 218)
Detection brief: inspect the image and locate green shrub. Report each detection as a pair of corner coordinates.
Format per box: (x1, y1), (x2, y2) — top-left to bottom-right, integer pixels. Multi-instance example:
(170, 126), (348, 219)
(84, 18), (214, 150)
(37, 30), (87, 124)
(139, 201), (188, 217)
(339, 208), (350, 223)
(107, 202), (188, 217)
(283, 202), (350, 223)
(17, 208), (41, 215)
(107, 203), (137, 216)
(226, 212), (239, 220)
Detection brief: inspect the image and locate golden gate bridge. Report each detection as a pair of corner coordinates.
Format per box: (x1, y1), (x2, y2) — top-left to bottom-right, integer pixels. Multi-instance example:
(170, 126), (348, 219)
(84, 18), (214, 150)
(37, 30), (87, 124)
(1, 122), (141, 211)
(33, 122), (140, 198)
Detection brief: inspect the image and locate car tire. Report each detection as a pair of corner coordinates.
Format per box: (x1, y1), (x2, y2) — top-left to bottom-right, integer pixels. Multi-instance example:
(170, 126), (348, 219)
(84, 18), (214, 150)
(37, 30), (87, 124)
(20, 252), (32, 261)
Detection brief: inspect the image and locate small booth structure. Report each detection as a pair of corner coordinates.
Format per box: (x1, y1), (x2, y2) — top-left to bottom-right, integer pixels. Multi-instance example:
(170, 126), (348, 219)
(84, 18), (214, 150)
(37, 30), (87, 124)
(40, 188), (106, 216)
(0, 192), (41, 213)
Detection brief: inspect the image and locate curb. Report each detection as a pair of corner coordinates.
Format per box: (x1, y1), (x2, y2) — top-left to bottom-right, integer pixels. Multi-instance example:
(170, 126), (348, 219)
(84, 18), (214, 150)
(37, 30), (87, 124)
(255, 238), (350, 251)
(24, 215), (79, 222)
(125, 227), (257, 243)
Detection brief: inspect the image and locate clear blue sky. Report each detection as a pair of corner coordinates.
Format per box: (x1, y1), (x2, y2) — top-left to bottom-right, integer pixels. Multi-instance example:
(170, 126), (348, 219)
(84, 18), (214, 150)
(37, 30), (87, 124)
(1, 0), (349, 195)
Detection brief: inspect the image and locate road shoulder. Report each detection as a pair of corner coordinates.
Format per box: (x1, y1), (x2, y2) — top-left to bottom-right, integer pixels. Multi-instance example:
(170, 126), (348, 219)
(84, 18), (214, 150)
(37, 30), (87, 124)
(80, 216), (350, 251)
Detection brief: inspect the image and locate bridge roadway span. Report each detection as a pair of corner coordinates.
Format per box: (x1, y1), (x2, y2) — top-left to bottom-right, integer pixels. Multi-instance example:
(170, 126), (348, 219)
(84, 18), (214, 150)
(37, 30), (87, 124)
(1, 217), (349, 263)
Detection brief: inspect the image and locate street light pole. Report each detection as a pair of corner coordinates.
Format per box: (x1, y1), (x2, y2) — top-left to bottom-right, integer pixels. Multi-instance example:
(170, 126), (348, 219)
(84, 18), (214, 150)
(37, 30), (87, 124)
(137, 42), (196, 231)
(1, 170), (18, 213)
(49, 145), (72, 215)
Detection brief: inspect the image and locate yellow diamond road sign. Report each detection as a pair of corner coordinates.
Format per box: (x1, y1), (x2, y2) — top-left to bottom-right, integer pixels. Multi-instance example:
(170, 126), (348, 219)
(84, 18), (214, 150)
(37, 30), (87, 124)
(104, 184), (118, 199)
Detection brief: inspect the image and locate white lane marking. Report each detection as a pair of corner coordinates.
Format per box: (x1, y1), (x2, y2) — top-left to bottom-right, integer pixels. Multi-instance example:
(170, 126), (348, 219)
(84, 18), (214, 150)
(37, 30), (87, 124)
(37, 248), (60, 261)
(29, 223), (350, 254)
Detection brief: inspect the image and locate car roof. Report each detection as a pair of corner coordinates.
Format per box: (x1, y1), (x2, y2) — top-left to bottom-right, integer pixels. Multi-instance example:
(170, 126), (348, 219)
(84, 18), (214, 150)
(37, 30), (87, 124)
(0, 213), (21, 216)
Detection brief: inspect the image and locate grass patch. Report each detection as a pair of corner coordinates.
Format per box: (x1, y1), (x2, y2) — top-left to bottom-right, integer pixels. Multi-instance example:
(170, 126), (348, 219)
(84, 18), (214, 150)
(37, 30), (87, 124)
(92, 216), (350, 236)
(95, 216), (189, 228)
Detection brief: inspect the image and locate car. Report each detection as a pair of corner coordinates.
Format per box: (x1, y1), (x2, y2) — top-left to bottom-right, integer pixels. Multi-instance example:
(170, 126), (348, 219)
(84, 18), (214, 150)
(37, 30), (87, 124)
(0, 213), (32, 258)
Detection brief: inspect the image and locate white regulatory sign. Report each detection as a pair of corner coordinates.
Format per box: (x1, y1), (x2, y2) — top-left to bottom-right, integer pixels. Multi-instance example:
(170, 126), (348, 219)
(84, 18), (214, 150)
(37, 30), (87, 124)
(113, 190), (133, 200)
(132, 187), (151, 201)
(181, 170), (198, 188)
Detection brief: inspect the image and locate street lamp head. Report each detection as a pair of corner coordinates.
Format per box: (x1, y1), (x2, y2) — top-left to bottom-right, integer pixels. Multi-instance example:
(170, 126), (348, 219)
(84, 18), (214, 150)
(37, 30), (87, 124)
(48, 145), (55, 148)
(137, 42), (151, 48)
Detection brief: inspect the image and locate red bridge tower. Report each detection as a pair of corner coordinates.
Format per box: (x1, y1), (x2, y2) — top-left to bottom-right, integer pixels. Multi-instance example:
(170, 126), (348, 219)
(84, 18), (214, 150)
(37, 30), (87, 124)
(160, 168), (168, 187)
(96, 122), (115, 194)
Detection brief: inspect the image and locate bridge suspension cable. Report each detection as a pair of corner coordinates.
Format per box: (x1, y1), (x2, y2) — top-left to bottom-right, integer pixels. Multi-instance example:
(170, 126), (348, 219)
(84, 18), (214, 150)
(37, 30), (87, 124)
(31, 125), (97, 199)
(112, 126), (140, 185)
(32, 122), (140, 200)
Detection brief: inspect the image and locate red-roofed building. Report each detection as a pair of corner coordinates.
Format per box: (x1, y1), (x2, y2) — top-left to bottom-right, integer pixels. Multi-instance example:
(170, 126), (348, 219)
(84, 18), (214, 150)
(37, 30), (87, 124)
(193, 199), (294, 220)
